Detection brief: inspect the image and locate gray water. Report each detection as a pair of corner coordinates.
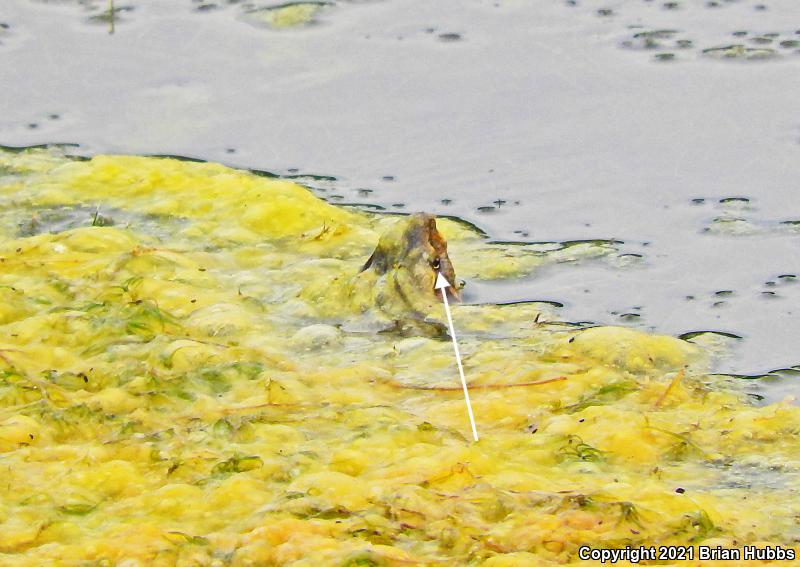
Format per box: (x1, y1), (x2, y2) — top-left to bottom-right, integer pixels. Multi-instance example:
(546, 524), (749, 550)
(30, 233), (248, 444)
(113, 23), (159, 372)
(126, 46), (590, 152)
(0, 0), (798, 393)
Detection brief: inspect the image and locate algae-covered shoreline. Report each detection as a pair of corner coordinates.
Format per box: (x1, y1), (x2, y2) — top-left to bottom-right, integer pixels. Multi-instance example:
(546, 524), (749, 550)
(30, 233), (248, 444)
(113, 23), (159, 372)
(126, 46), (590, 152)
(3, 0), (800, 378)
(1, 149), (799, 565)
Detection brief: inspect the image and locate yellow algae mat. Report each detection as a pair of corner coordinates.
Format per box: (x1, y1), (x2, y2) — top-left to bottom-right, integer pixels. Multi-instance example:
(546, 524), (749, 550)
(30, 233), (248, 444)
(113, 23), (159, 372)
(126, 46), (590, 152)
(0, 148), (798, 566)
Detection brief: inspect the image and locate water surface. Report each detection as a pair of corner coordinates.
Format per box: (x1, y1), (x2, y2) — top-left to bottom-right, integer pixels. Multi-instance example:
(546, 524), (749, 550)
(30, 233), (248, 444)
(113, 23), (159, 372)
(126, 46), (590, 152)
(1, 0), (798, 386)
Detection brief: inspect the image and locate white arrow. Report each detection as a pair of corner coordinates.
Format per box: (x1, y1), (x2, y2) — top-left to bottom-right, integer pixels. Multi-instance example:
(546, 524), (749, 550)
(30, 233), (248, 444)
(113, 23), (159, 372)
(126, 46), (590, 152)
(435, 272), (479, 441)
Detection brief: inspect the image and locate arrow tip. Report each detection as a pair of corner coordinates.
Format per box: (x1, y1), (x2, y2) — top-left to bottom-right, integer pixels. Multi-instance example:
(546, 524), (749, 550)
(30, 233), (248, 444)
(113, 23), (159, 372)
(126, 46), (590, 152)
(435, 272), (451, 290)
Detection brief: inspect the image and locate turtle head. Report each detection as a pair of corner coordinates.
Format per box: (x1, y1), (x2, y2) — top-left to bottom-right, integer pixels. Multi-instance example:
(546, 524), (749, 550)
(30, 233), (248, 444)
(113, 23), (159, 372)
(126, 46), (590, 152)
(361, 213), (460, 302)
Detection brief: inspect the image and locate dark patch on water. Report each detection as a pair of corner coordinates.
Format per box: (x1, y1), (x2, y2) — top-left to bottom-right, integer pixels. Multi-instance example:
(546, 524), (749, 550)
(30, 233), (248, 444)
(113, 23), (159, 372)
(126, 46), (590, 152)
(438, 33), (462, 43)
(679, 330), (743, 341)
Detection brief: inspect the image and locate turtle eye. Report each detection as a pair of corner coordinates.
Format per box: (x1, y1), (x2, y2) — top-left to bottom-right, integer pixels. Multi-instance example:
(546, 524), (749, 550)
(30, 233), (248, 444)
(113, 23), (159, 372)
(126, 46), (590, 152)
(431, 258), (441, 270)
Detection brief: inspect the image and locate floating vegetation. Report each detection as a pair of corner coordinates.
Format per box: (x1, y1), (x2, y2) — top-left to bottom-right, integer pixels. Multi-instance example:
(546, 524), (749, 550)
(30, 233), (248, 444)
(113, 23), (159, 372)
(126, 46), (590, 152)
(242, 1), (332, 29)
(750, 35), (774, 45)
(710, 365), (800, 382)
(701, 207), (800, 237)
(1, 148), (800, 564)
(679, 330), (742, 342)
(621, 29), (681, 50)
(702, 44), (778, 60)
(17, 206), (113, 236)
(718, 196), (750, 204)
(559, 434), (605, 462)
(86, 2), (134, 30)
(12, 204), (183, 241)
(617, 20), (800, 63)
(0, 22), (10, 46)
(681, 509), (722, 542)
(211, 453), (264, 475)
(438, 32), (462, 42)
(563, 380), (638, 413)
(650, 426), (708, 461)
(618, 311), (642, 321)
(704, 215), (759, 235)
(30, 0), (134, 31)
